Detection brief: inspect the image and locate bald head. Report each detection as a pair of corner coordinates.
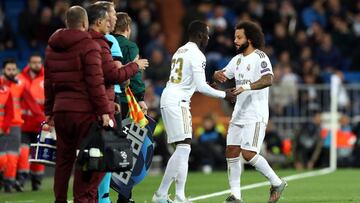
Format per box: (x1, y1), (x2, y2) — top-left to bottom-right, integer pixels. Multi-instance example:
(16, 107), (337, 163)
(66, 6), (89, 31)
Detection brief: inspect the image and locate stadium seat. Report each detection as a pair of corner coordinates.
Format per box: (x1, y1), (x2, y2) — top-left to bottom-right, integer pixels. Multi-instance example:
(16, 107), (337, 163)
(344, 71), (360, 83)
(0, 50), (19, 63)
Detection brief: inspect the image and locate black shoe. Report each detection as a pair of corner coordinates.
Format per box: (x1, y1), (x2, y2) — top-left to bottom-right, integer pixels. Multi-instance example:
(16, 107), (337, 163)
(0, 173), (3, 191)
(13, 181), (24, 192)
(128, 199), (135, 203)
(4, 183), (12, 193)
(31, 175), (42, 191)
(32, 181), (40, 191)
(16, 172), (29, 188)
(4, 180), (14, 193)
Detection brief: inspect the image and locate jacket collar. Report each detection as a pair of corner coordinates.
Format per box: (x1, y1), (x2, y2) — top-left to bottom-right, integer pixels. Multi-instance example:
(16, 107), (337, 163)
(89, 29), (112, 47)
(22, 66), (45, 79)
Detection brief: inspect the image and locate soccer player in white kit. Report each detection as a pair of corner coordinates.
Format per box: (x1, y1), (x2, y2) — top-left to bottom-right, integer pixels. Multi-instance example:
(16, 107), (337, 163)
(152, 20), (235, 203)
(213, 21), (287, 203)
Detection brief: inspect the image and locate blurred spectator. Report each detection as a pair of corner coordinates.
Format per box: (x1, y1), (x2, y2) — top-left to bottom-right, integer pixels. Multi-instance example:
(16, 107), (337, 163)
(193, 113), (226, 173)
(351, 120), (360, 167)
(306, 22), (325, 50)
(269, 64), (298, 116)
(262, 120), (287, 167)
(302, 0), (327, 29)
(279, 0), (297, 35)
(150, 108), (171, 169)
(315, 33), (342, 71)
(326, 0), (344, 18)
(331, 17), (354, 58)
(0, 7), (15, 50)
(271, 23), (294, 55)
(144, 82), (160, 110)
(335, 115), (356, 167)
(294, 112), (323, 170)
(207, 6), (234, 57)
(334, 71), (350, 113)
(320, 114), (357, 167)
(18, 0), (40, 48)
(17, 53), (46, 191)
(300, 59), (321, 81)
(145, 48), (169, 86)
(260, 0), (280, 34)
(35, 7), (55, 44)
(51, 0), (70, 30)
(299, 73), (322, 115)
(247, 0), (264, 21)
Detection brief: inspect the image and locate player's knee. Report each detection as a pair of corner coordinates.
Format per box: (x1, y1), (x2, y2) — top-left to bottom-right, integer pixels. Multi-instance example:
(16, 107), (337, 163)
(226, 146), (241, 158)
(242, 150), (257, 162)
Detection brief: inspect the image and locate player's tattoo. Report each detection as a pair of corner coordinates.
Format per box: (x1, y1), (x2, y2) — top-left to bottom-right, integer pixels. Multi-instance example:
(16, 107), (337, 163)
(250, 74), (273, 90)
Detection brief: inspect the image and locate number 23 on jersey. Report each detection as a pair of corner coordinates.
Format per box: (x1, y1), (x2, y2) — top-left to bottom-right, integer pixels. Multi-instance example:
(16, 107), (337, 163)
(170, 58), (183, 84)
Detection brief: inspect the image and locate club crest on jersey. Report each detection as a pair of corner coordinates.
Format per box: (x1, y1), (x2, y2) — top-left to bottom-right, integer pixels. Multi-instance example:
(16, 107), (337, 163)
(246, 64), (250, 71)
(261, 61), (267, 68)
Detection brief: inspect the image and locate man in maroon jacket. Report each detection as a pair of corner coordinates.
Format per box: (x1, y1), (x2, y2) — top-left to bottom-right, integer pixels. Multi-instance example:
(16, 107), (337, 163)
(87, 4), (148, 124)
(44, 6), (111, 203)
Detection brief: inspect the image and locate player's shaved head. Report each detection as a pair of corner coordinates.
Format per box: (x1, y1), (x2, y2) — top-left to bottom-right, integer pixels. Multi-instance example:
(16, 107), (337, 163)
(66, 6), (88, 30)
(188, 20), (209, 52)
(188, 20), (208, 39)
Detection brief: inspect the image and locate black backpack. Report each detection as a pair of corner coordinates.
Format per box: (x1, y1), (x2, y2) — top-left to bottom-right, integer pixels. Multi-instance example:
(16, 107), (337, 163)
(76, 122), (133, 172)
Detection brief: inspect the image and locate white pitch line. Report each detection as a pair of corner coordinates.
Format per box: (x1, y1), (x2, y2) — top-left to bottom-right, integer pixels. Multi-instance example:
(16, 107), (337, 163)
(190, 167), (335, 202)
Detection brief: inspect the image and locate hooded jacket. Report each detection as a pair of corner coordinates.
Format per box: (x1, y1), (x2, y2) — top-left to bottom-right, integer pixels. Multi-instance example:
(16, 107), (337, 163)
(44, 28), (110, 116)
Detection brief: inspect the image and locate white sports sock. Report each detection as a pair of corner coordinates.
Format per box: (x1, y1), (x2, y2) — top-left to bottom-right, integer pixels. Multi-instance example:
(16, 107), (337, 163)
(157, 144), (191, 199)
(227, 157), (242, 200)
(174, 144), (191, 200)
(248, 154), (282, 186)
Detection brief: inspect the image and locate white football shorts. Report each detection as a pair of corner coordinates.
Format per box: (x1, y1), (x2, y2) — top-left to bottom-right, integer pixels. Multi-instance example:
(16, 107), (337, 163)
(161, 105), (192, 144)
(226, 122), (267, 153)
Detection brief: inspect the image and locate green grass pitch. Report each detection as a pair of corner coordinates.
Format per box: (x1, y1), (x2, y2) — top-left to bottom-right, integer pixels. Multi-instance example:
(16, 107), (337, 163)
(1, 169), (359, 203)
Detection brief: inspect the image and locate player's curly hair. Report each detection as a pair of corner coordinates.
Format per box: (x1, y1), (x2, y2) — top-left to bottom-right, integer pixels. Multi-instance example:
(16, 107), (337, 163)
(236, 21), (265, 50)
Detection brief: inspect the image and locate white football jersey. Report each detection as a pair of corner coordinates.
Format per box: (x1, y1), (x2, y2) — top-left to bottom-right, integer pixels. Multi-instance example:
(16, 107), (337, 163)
(223, 49), (273, 124)
(161, 42), (224, 107)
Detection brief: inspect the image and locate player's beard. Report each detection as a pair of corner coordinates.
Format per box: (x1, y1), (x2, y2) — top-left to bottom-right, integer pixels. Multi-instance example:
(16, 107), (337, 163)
(4, 74), (17, 83)
(236, 41), (249, 54)
(31, 67), (41, 74)
(199, 40), (208, 53)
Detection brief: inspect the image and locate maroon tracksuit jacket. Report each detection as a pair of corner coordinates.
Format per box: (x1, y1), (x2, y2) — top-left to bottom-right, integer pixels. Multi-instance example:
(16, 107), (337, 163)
(45, 28), (110, 203)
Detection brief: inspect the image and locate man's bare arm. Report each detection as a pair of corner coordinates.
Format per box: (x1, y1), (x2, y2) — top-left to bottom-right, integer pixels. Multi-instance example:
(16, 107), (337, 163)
(233, 74), (273, 95)
(250, 74), (273, 90)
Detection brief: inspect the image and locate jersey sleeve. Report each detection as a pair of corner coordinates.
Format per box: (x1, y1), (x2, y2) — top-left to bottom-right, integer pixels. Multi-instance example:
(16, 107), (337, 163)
(222, 57), (237, 79)
(191, 51), (206, 73)
(257, 55), (273, 77)
(193, 71), (226, 98)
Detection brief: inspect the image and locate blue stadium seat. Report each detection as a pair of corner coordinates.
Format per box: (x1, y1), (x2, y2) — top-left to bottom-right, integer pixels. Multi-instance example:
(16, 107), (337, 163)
(0, 50), (19, 61)
(18, 59), (28, 70)
(321, 71), (360, 84)
(344, 72), (360, 83)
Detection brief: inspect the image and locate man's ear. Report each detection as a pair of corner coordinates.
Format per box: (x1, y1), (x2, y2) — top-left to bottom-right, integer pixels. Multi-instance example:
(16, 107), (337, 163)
(197, 33), (204, 41)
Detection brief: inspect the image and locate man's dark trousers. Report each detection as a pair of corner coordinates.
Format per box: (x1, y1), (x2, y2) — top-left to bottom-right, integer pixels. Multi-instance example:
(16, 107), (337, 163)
(54, 112), (105, 203)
